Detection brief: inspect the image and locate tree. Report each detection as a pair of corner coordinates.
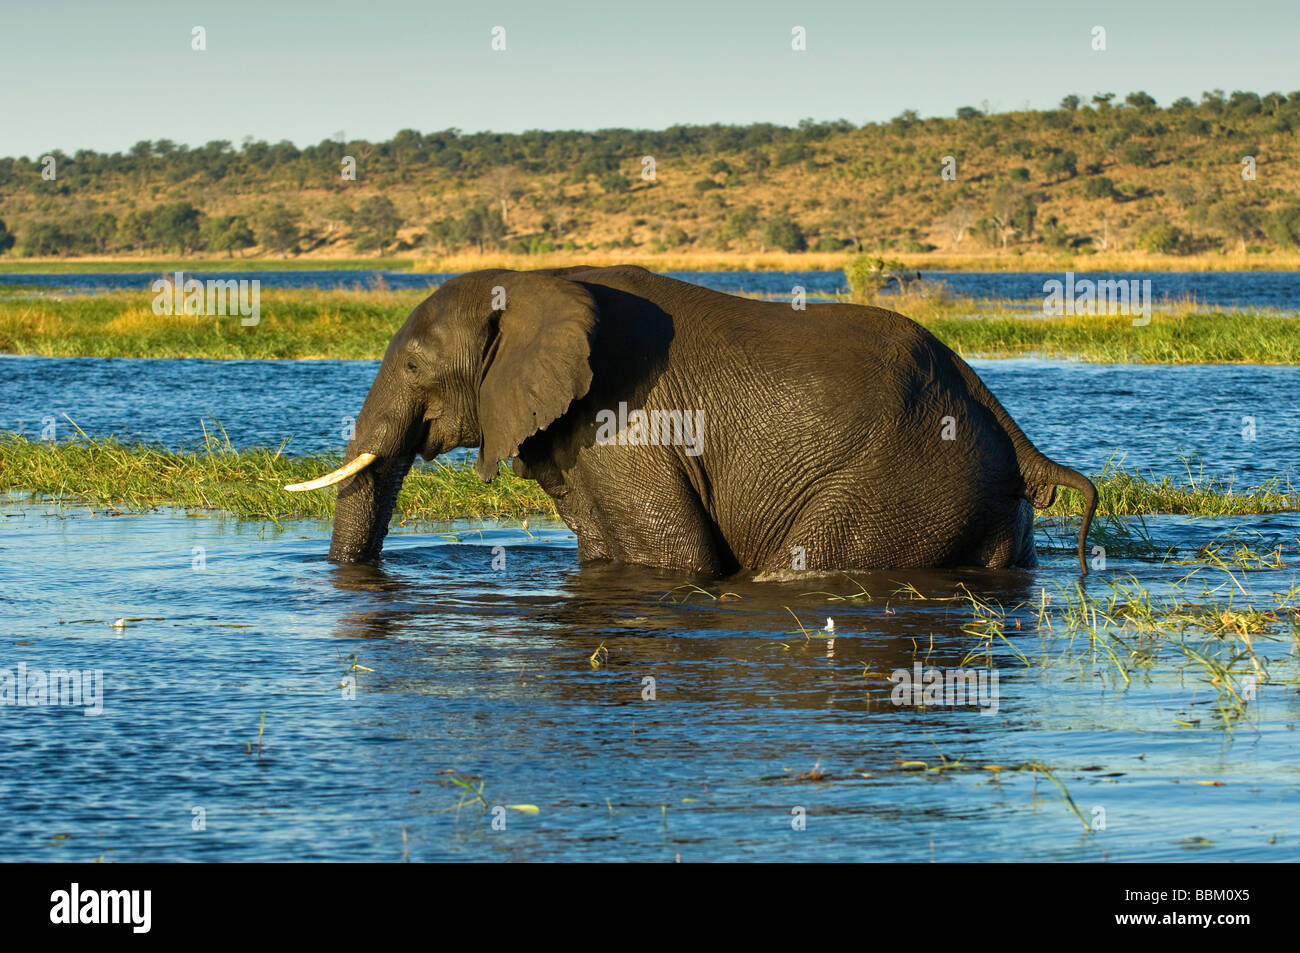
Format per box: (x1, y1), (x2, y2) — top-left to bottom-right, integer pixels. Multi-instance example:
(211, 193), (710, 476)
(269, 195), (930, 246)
(1083, 176), (1116, 200)
(352, 195), (402, 252)
(1200, 89), (1226, 112)
(600, 172), (631, 194)
(764, 215), (806, 252)
(1059, 94), (1081, 111)
(425, 215), (461, 253)
(203, 215), (256, 257)
(1119, 142), (1156, 167)
(955, 106), (983, 120)
(1136, 223), (1190, 254)
(150, 202), (202, 254)
(1091, 92), (1116, 109)
(1040, 214), (1071, 249)
(991, 185), (1036, 244)
(1265, 205), (1300, 250)
(1042, 150), (1078, 182)
(86, 213), (118, 253)
(889, 109), (919, 134)
(939, 203), (977, 247)
(718, 205), (760, 250)
(460, 204), (505, 253)
(480, 166), (525, 224)
(17, 221), (66, 256)
(258, 204), (301, 255)
(1125, 91), (1157, 109)
(1206, 199), (1262, 253)
(1228, 90), (1261, 115)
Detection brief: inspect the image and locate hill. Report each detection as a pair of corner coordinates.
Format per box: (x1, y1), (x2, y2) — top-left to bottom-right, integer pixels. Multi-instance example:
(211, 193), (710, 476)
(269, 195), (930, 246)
(1, 89), (1298, 269)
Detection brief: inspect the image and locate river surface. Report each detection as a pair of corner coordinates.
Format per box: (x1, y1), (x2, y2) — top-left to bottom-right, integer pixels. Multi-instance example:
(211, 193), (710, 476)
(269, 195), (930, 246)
(2, 355), (1299, 861)
(2, 356), (1297, 483)
(2, 269), (1297, 310)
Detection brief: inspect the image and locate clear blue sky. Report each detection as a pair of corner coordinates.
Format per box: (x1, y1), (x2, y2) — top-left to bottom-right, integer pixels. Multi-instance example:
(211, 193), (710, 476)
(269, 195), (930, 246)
(2, 0), (1296, 157)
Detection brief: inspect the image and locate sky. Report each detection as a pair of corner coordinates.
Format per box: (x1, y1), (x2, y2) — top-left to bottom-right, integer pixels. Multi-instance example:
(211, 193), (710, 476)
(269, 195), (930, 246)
(2, 0), (1297, 157)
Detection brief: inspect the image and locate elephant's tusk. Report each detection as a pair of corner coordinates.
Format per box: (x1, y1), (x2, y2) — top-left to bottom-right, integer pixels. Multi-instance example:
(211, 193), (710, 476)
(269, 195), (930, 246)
(284, 452), (377, 492)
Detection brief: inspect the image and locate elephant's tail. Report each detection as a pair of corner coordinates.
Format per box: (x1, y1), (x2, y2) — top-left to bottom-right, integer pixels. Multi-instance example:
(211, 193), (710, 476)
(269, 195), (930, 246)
(943, 349), (1099, 574)
(1024, 456), (1098, 576)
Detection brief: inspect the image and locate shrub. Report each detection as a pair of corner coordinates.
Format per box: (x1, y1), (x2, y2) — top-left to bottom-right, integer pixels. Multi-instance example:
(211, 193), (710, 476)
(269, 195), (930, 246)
(764, 216), (806, 252)
(1136, 223), (1190, 254)
(1120, 143), (1157, 167)
(1265, 205), (1300, 250)
(844, 255), (911, 302)
(1083, 176), (1117, 199)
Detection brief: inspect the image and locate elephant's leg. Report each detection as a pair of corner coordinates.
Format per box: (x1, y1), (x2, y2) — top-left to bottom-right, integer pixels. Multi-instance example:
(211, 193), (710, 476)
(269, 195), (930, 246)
(562, 463), (730, 575)
(966, 497), (1038, 569)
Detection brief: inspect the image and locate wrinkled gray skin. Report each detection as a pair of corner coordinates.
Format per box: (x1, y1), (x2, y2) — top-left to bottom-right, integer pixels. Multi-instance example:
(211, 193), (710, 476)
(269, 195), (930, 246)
(328, 265), (1096, 575)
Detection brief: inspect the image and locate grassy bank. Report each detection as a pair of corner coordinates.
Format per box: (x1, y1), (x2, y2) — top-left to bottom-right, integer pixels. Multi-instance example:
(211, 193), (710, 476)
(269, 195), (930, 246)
(2, 435), (1295, 524)
(0, 258), (418, 274)
(0, 434), (553, 524)
(6, 251), (1300, 275)
(0, 288), (429, 360)
(415, 249), (1300, 274)
(2, 287), (1298, 363)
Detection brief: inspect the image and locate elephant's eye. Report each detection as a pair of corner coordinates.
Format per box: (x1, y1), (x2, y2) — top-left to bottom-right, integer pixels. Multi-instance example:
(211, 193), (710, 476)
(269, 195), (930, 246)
(407, 360), (418, 373)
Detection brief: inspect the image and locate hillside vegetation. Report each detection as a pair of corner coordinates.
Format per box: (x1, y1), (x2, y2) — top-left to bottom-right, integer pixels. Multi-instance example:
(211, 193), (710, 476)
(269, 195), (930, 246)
(1, 90), (1298, 268)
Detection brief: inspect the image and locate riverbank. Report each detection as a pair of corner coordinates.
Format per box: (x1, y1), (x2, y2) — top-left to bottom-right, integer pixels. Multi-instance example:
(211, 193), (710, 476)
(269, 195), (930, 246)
(0, 257), (417, 274)
(2, 288), (1298, 363)
(3, 435), (1295, 524)
(414, 249), (1300, 275)
(4, 249), (1300, 274)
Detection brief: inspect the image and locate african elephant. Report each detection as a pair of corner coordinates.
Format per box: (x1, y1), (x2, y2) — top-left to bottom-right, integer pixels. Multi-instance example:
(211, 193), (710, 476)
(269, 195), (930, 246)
(286, 265), (1096, 576)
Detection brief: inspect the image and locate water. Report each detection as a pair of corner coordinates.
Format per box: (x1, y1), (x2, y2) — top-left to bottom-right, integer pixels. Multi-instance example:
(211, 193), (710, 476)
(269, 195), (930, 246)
(2, 355), (1297, 480)
(2, 269), (1298, 310)
(3, 503), (1298, 861)
(3, 354), (1299, 860)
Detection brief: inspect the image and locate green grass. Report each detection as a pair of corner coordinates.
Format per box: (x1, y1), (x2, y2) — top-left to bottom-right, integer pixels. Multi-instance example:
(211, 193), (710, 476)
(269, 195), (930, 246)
(0, 433), (554, 524)
(0, 288), (428, 359)
(1045, 458), (1298, 519)
(0, 258), (420, 273)
(2, 286), (1297, 363)
(3, 434), (1295, 524)
(925, 310), (1300, 364)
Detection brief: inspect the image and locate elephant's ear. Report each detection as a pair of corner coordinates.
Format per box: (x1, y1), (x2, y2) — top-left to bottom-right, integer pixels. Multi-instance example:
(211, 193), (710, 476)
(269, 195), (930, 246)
(475, 272), (597, 482)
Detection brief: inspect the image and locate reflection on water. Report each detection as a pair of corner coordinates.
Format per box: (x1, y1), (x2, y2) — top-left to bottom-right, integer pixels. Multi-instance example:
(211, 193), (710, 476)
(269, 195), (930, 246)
(3, 502), (1297, 861)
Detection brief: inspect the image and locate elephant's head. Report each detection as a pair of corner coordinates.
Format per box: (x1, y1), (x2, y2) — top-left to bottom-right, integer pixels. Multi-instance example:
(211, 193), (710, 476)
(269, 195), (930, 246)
(285, 269), (597, 563)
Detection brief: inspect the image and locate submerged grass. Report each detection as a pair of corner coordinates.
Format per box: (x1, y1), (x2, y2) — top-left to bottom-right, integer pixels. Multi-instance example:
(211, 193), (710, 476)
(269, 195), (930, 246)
(2, 434), (1296, 524)
(1034, 571), (1300, 728)
(1, 287), (1298, 363)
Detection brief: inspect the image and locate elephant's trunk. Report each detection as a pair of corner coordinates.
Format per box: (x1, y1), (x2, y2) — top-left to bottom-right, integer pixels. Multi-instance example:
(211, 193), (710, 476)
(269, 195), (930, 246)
(283, 361), (423, 563)
(328, 451), (414, 563)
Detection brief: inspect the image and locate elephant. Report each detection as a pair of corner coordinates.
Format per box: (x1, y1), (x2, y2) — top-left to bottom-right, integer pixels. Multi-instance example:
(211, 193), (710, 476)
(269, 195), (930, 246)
(286, 265), (1097, 577)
